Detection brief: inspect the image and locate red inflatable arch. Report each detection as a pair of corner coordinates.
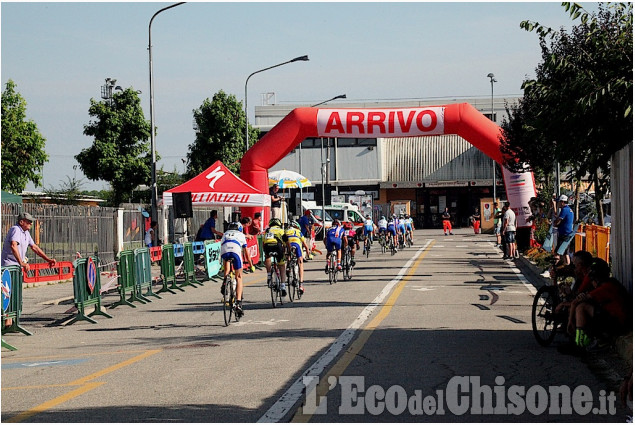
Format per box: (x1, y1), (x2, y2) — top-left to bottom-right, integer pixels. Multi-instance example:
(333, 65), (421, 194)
(240, 103), (535, 227)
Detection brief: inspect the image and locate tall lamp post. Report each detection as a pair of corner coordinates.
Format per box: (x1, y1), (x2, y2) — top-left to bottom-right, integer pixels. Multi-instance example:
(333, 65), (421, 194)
(487, 73), (497, 203)
(148, 2), (185, 240)
(244, 55), (309, 154)
(311, 94), (346, 226)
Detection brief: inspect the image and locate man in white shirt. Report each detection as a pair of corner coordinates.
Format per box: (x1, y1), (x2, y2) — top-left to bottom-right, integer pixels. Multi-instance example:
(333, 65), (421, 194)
(502, 202), (517, 260)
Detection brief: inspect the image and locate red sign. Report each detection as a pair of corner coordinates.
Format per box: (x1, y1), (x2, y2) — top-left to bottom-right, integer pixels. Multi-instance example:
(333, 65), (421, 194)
(317, 107), (445, 137)
(86, 257), (97, 294)
(243, 237), (260, 269)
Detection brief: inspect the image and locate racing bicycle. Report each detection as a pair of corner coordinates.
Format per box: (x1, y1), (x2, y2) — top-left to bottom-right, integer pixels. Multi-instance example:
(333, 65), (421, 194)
(286, 251), (302, 301)
(325, 250), (339, 285)
(267, 253), (285, 308)
(342, 245), (354, 280)
(221, 262), (241, 326)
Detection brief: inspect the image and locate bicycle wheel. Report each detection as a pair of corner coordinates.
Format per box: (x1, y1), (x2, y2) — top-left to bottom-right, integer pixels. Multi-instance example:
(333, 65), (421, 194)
(380, 236), (386, 254)
(269, 266), (279, 308)
(406, 234), (412, 248)
(365, 239), (370, 258)
(222, 274), (233, 326)
(232, 276), (241, 322)
(288, 259), (297, 302)
(532, 286), (559, 346)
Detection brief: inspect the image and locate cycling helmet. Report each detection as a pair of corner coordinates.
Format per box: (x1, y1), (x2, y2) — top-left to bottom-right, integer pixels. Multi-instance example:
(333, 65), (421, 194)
(290, 221), (301, 230)
(304, 209), (312, 216)
(333, 219), (341, 226)
(269, 218), (282, 227)
(399, 215), (404, 219)
(228, 222), (243, 232)
(381, 216), (386, 220)
(343, 221), (353, 230)
(392, 214), (397, 219)
(366, 214), (371, 219)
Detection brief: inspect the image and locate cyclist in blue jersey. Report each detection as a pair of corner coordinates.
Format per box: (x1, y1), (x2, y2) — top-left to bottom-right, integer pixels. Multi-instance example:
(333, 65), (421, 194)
(324, 219), (347, 271)
(404, 214), (414, 243)
(387, 215), (398, 248)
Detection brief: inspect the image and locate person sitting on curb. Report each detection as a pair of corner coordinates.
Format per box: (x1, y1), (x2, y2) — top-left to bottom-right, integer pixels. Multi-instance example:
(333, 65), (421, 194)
(559, 258), (632, 355)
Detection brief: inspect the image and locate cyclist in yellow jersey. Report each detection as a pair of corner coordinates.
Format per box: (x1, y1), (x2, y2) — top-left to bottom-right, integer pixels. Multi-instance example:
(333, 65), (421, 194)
(263, 218), (287, 296)
(285, 221), (307, 294)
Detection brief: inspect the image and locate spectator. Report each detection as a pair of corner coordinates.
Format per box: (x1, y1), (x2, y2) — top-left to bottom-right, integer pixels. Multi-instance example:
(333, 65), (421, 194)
(470, 207), (481, 234)
(144, 221), (158, 247)
(554, 195), (575, 265)
(441, 207), (453, 236)
(502, 202), (517, 259)
(493, 202), (502, 247)
(269, 184), (282, 219)
(197, 210), (223, 241)
(553, 250), (595, 315)
(240, 217), (254, 240)
(249, 212), (263, 236)
(297, 209), (315, 260)
(2, 212), (56, 328)
(2, 212), (56, 271)
(562, 258), (632, 354)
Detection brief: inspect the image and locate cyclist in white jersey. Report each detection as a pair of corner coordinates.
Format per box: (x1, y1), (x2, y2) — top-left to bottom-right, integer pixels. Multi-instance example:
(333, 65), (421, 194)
(220, 222), (254, 315)
(363, 215), (375, 243)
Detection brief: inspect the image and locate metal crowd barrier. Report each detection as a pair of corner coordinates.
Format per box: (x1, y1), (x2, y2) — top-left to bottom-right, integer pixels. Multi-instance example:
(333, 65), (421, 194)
(158, 244), (182, 294)
(68, 256), (113, 325)
(2, 265), (30, 350)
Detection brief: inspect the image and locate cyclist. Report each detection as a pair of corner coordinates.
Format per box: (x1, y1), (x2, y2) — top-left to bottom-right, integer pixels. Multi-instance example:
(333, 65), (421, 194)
(297, 209), (315, 260)
(404, 214), (414, 243)
(363, 214), (375, 244)
(285, 221), (306, 295)
(263, 218), (287, 297)
(397, 215), (407, 247)
(220, 222), (255, 317)
(343, 222), (358, 267)
(377, 215), (388, 245)
(387, 214), (398, 248)
(324, 219), (347, 271)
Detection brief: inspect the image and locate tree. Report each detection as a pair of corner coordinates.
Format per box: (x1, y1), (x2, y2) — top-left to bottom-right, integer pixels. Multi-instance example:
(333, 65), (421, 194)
(44, 174), (85, 205)
(186, 90), (258, 178)
(1, 79), (48, 193)
(76, 87), (152, 206)
(500, 3), (632, 223)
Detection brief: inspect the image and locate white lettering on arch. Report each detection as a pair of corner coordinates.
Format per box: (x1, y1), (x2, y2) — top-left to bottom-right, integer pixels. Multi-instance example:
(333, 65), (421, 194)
(317, 107), (445, 138)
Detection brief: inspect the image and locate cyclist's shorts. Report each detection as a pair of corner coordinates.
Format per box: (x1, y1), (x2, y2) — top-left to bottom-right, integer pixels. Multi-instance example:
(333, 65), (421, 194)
(387, 226), (397, 236)
(347, 237), (357, 248)
(289, 242), (302, 259)
(326, 239), (342, 253)
(378, 227), (387, 234)
(405, 223), (412, 231)
(221, 252), (243, 270)
(398, 224), (406, 234)
(264, 243), (285, 265)
(363, 226), (373, 235)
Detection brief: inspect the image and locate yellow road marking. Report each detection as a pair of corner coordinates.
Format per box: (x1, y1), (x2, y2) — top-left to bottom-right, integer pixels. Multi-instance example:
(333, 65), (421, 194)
(4, 349), (161, 423)
(292, 242), (434, 422)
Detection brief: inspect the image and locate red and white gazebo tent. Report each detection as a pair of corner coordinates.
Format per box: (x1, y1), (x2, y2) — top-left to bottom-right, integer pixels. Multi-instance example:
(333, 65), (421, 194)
(163, 160), (270, 209)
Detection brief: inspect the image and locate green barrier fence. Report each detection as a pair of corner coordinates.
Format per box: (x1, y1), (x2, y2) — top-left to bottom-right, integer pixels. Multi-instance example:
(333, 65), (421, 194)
(134, 248), (161, 300)
(181, 242), (203, 288)
(110, 250), (146, 308)
(204, 240), (222, 280)
(2, 265), (30, 350)
(158, 244), (183, 294)
(68, 256), (113, 325)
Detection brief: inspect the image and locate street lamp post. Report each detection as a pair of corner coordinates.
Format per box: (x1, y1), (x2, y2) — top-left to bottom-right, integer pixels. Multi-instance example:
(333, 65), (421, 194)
(487, 73), (497, 203)
(310, 94), (346, 218)
(148, 2), (185, 242)
(244, 55), (309, 154)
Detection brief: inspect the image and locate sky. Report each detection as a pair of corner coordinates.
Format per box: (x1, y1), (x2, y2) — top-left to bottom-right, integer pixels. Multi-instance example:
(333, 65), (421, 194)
(1, 1), (590, 192)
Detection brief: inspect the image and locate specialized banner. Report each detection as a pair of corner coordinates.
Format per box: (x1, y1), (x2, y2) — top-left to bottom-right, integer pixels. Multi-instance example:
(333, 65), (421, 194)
(317, 107), (445, 138)
(502, 167), (537, 228)
(243, 237), (260, 269)
(204, 240), (222, 279)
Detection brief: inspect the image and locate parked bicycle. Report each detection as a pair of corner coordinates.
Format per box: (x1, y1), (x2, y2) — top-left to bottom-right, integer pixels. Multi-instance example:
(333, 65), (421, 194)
(532, 271), (568, 346)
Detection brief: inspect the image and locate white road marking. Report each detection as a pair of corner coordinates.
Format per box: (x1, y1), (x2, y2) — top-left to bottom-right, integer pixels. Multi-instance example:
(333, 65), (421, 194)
(257, 240), (433, 423)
